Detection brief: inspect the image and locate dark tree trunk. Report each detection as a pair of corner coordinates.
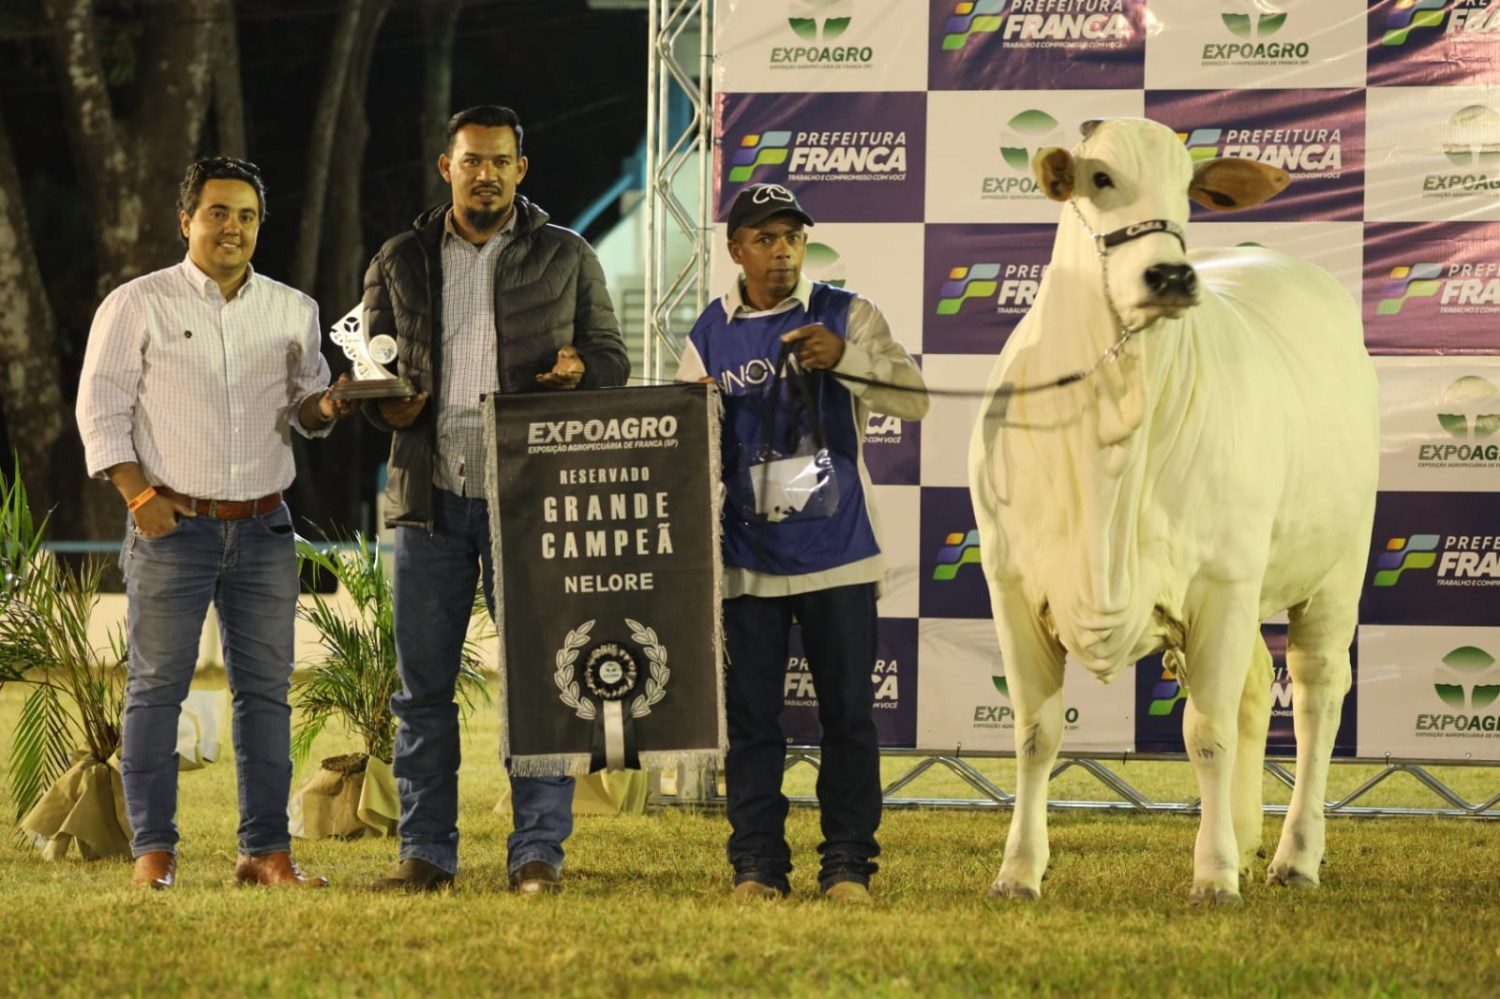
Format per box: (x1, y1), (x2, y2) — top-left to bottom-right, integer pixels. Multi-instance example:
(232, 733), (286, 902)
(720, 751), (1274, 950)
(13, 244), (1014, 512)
(419, 0), (464, 207)
(212, 0), (248, 159)
(0, 115), (65, 515)
(298, 0), (391, 531)
(289, 0), (368, 295)
(41, 0), (217, 537)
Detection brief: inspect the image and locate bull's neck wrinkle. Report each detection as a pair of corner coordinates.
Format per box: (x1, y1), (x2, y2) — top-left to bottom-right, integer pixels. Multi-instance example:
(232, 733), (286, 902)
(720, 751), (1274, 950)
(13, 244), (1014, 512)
(1022, 210), (1179, 632)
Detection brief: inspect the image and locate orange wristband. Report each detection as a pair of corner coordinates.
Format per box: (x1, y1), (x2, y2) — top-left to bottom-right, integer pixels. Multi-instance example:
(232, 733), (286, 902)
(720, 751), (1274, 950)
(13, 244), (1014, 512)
(126, 486), (158, 512)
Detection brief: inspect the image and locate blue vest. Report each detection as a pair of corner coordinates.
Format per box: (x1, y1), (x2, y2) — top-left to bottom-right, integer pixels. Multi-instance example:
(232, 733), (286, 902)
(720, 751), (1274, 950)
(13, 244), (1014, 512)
(687, 282), (880, 576)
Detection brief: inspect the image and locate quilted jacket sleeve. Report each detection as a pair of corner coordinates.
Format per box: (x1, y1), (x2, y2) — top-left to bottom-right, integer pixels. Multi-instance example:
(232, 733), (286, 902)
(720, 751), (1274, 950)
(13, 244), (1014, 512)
(572, 240), (630, 390)
(360, 250), (400, 433)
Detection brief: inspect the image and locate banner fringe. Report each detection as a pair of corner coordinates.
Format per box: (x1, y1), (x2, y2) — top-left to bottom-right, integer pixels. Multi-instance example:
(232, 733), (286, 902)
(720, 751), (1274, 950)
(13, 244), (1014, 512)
(706, 387), (731, 760)
(507, 750), (724, 779)
(482, 403), (514, 768)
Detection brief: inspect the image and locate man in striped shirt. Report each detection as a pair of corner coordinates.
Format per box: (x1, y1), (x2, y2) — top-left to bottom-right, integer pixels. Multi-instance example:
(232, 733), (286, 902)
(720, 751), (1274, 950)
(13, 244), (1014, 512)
(76, 157), (357, 890)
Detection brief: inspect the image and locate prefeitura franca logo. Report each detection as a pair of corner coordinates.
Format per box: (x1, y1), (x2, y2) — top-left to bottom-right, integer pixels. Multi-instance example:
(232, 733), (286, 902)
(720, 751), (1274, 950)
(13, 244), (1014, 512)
(1377, 258), (1500, 318)
(729, 131), (792, 184)
(932, 529), (981, 579)
(554, 619), (669, 720)
(1372, 534), (1441, 587)
(1383, 0), (1500, 47)
(1176, 124), (1343, 176)
(941, 0), (1133, 52)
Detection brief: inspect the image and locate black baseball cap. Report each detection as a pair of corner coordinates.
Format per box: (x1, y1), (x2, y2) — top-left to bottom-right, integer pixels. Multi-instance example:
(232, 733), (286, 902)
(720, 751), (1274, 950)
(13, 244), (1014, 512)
(726, 183), (815, 235)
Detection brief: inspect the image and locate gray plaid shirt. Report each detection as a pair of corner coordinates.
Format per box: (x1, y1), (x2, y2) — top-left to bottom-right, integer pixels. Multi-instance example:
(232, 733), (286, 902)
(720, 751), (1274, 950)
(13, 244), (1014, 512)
(435, 209), (517, 496)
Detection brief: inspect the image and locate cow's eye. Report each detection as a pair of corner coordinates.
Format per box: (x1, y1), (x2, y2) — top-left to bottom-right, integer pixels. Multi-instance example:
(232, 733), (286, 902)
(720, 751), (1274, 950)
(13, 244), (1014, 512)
(1093, 171), (1114, 189)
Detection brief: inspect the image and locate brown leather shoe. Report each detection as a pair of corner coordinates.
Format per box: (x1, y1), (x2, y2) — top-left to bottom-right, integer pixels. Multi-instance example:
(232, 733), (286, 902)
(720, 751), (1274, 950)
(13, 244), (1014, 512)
(370, 858), (455, 893)
(234, 851), (329, 888)
(130, 851), (175, 890)
(509, 860), (562, 895)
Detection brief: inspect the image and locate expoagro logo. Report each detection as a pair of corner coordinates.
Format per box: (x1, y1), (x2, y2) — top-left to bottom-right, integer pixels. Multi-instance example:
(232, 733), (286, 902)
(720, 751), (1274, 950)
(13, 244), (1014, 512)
(974, 670), (1083, 730)
(941, 0), (1134, 51)
(1205, 0), (1312, 66)
(1422, 104), (1500, 199)
(1419, 375), (1500, 469)
(1220, 0), (1288, 37)
(1176, 124), (1344, 177)
(1372, 532), (1500, 588)
(1418, 645), (1500, 738)
(982, 108), (1063, 201)
(1382, 0), (1500, 47)
(932, 529), (982, 580)
(774, 0), (874, 70)
(1377, 259), (1500, 317)
(788, 0), (851, 41)
(803, 241), (847, 288)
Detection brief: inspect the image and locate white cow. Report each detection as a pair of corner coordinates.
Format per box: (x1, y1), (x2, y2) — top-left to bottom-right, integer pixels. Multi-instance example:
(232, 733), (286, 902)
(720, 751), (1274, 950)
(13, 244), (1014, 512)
(967, 118), (1379, 905)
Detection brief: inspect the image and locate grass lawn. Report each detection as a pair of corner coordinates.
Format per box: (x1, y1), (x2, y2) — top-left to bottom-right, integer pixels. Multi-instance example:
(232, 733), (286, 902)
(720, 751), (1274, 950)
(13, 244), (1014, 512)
(1, 674), (1496, 997)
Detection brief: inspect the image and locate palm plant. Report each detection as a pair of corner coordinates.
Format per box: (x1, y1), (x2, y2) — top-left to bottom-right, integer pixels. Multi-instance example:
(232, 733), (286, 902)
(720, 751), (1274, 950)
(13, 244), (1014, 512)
(292, 533), (489, 768)
(0, 465), (127, 825)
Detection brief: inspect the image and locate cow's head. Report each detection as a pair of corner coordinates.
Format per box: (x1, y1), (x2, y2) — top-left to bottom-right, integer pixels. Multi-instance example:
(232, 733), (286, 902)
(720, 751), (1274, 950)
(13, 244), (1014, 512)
(1032, 118), (1289, 330)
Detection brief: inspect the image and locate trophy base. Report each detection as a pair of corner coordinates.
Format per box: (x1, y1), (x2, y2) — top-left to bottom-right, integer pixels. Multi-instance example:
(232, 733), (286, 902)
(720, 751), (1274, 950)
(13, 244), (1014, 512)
(329, 377), (416, 401)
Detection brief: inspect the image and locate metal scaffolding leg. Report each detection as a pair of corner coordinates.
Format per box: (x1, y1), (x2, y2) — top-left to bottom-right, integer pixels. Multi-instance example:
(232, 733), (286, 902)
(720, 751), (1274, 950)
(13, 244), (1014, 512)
(644, 0), (712, 385)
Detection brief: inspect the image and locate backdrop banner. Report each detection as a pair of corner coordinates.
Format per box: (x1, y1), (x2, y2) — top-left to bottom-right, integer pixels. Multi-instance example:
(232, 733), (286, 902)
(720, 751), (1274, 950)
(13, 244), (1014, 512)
(484, 384), (726, 775)
(713, 0), (1500, 762)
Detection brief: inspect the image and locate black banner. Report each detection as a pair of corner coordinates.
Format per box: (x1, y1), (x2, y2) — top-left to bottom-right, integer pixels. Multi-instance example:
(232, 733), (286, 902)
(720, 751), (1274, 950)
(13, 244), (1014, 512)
(485, 383), (724, 774)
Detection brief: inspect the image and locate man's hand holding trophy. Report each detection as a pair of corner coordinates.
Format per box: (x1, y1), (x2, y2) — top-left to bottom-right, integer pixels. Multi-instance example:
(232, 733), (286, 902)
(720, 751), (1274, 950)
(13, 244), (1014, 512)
(328, 304), (419, 401)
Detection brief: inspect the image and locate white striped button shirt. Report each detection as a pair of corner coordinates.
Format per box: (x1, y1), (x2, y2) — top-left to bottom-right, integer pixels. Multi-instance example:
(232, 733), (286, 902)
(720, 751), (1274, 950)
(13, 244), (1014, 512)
(76, 256), (333, 500)
(435, 209), (517, 496)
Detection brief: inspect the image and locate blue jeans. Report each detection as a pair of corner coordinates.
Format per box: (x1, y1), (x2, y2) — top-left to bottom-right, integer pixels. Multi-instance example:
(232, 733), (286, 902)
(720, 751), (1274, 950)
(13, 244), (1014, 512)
(392, 488), (574, 876)
(120, 504), (299, 858)
(723, 583), (882, 892)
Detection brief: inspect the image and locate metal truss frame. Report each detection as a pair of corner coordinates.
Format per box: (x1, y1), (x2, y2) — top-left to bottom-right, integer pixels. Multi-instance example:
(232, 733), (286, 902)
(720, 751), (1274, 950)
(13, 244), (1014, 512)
(760, 750), (1498, 819)
(643, 0), (712, 383)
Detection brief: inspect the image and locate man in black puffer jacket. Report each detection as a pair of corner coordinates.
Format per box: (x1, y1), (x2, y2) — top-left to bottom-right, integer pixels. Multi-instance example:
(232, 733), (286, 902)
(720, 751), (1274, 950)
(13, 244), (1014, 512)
(365, 105), (629, 895)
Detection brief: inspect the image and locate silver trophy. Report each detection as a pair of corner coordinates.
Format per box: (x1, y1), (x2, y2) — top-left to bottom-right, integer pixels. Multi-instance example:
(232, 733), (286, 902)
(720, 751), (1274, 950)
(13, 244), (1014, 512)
(328, 303), (416, 400)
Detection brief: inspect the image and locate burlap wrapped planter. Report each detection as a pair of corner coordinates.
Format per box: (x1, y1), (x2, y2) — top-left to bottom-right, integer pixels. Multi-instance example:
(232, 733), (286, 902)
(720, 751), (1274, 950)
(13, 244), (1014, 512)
(20, 751), (131, 861)
(289, 753), (399, 839)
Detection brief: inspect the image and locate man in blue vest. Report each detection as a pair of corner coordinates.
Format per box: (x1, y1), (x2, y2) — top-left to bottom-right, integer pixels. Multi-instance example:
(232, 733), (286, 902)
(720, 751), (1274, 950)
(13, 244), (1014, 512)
(676, 183), (928, 903)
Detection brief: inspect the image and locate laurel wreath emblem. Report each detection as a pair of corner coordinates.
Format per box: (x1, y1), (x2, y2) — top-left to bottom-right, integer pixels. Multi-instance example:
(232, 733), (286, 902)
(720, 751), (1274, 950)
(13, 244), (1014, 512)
(554, 619), (670, 721)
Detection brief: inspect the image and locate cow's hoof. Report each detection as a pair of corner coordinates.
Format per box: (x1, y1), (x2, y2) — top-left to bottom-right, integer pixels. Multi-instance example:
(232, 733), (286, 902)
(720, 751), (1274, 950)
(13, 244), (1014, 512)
(987, 881), (1041, 901)
(1267, 866), (1318, 889)
(1189, 885), (1243, 907)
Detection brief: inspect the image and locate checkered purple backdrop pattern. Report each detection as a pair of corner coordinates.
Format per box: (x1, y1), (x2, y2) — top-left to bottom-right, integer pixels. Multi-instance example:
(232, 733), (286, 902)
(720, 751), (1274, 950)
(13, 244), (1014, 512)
(710, 0), (1500, 761)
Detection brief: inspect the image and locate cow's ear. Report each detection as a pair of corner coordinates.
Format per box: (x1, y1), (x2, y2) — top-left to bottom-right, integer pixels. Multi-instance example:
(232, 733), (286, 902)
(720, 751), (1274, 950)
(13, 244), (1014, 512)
(1032, 147), (1075, 202)
(1189, 158), (1290, 211)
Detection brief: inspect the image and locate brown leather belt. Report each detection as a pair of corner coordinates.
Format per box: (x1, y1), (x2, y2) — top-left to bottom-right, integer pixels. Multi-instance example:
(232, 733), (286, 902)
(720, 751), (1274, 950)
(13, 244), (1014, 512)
(158, 488), (283, 520)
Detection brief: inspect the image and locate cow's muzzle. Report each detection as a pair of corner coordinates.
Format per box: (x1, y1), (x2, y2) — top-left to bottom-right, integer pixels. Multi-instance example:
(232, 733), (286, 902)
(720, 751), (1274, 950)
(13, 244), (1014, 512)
(1143, 262), (1198, 299)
